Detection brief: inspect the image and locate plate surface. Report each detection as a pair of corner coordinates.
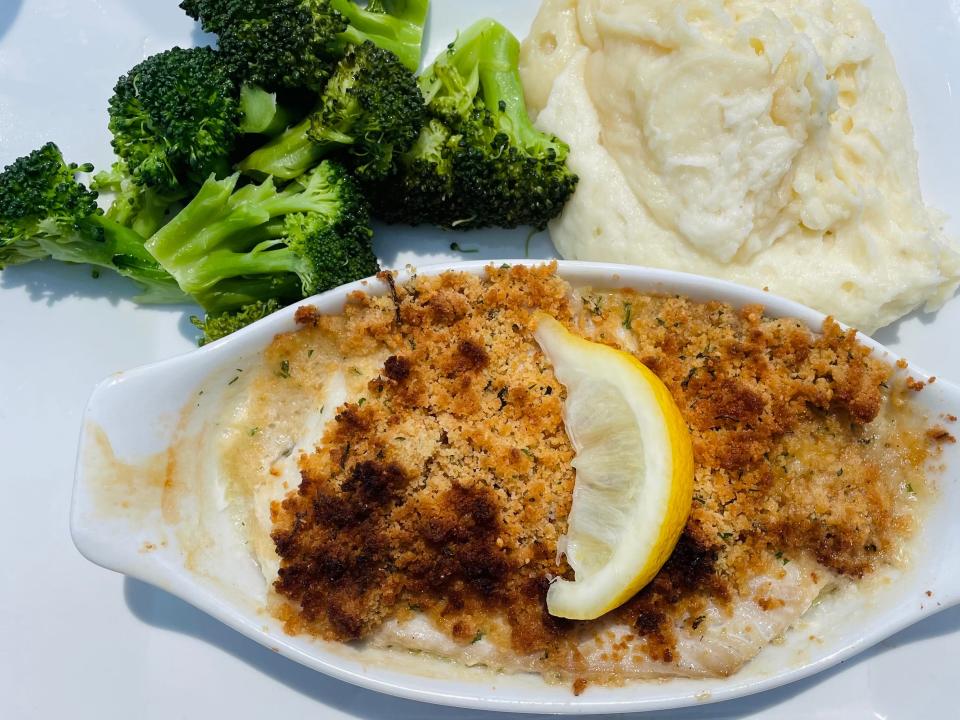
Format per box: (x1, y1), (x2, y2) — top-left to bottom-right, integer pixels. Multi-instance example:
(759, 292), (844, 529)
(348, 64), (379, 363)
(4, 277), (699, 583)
(2, 1), (960, 719)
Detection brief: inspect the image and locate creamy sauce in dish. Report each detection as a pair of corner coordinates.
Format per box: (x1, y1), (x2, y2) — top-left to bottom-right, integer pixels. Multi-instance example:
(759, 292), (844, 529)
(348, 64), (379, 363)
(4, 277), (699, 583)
(519, 0), (960, 333)
(83, 424), (169, 525)
(205, 264), (945, 689)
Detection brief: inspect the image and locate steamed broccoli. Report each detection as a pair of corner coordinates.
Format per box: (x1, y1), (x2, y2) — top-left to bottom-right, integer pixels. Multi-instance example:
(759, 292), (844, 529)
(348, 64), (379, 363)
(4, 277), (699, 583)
(108, 46), (240, 197)
(191, 297), (282, 344)
(92, 162), (180, 239)
(368, 19), (578, 230)
(238, 84), (298, 138)
(238, 41), (424, 181)
(145, 160), (378, 316)
(335, 0), (429, 71)
(179, 0), (429, 91)
(0, 143), (186, 303)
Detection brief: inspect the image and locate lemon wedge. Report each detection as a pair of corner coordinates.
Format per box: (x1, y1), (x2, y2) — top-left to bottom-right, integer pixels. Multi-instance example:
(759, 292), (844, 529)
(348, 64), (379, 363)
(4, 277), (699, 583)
(533, 313), (694, 620)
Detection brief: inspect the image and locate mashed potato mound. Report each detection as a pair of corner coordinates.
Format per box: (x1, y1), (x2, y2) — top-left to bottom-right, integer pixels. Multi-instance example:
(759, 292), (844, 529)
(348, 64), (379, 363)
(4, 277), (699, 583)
(520, 0), (960, 333)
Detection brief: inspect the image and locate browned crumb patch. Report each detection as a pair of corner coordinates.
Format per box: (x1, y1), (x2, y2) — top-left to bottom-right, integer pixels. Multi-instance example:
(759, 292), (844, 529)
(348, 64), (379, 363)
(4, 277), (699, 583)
(906, 377), (926, 392)
(927, 426), (957, 444)
(270, 265), (935, 671)
(294, 305), (321, 326)
(273, 265), (575, 653)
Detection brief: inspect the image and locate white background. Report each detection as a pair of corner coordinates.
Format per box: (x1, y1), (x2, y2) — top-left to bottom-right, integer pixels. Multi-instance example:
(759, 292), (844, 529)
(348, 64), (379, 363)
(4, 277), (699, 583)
(1, 1), (958, 717)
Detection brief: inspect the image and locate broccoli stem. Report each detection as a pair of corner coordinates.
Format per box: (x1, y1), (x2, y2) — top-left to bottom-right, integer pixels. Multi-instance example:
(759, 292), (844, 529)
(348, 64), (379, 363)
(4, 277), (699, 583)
(417, 19), (488, 114)
(258, 186), (342, 218)
(147, 172), (315, 263)
(237, 117), (328, 180)
(477, 26), (557, 153)
(89, 215), (188, 303)
(147, 173), (240, 263)
(130, 191), (173, 237)
(146, 158), (376, 322)
(146, 167), (360, 307)
(431, 19), (562, 156)
(93, 164), (183, 238)
(149, 171), (345, 270)
(27, 212), (169, 292)
(91, 215), (158, 265)
(177, 245), (303, 294)
(239, 84), (296, 137)
(199, 277), (301, 314)
(331, 0), (428, 71)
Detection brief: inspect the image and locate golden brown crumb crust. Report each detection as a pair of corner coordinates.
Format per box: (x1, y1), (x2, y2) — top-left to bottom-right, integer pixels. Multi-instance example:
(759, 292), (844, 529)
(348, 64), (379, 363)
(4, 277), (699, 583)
(271, 265), (933, 667)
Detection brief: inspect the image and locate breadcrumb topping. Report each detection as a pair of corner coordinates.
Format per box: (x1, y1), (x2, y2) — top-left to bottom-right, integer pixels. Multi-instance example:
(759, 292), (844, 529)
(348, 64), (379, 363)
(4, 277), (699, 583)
(270, 264), (936, 671)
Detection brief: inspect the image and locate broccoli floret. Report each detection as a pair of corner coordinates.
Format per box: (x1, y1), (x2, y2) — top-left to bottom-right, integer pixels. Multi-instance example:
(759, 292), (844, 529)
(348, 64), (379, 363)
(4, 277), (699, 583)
(371, 118), (461, 223)
(191, 297), (282, 345)
(179, 0), (428, 91)
(108, 46), (240, 196)
(92, 162), (181, 238)
(0, 143), (186, 303)
(368, 19), (578, 230)
(239, 41), (424, 181)
(146, 160), (378, 315)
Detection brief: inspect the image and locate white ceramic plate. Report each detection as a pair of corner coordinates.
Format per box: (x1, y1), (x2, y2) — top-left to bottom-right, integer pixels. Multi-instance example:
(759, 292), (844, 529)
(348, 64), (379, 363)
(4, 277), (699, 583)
(71, 260), (960, 715)
(3, 2), (960, 719)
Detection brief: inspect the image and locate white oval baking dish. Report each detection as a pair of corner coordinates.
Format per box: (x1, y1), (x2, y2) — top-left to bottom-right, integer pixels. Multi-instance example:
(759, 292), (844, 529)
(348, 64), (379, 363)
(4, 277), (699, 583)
(71, 260), (960, 714)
